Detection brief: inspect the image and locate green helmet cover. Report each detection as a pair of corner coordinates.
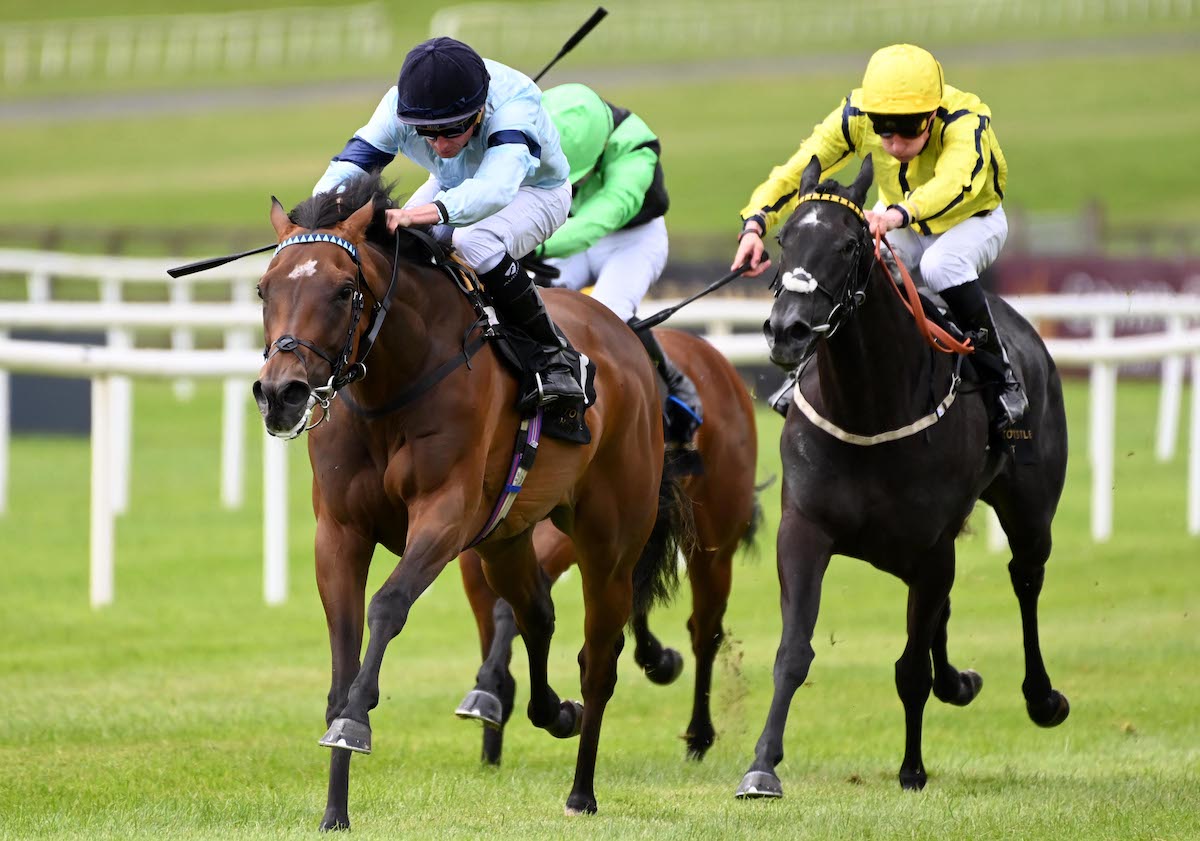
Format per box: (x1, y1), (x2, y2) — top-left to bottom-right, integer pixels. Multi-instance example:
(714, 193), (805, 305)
(542, 83), (613, 184)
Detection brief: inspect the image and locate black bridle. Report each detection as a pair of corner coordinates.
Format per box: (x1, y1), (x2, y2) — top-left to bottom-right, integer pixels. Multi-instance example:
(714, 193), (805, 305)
(263, 228), (492, 434)
(770, 192), (874, 344)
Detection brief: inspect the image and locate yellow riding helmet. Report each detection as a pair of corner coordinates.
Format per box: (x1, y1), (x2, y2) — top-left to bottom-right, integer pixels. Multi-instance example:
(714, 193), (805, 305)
(860, 44), (944, 114)
(542, 83), (613, 185)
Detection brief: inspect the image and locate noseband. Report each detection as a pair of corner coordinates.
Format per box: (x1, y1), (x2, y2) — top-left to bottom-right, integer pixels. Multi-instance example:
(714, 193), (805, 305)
(771, 191), (873, 342)
(264, 231), (401, 433)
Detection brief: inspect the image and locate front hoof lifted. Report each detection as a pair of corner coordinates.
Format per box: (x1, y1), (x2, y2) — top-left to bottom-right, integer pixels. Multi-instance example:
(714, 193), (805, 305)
(549, 700), (584, 739)
(319, 717), (372, 753)
(455, 689), (504, 729)
(1028, 690), (1070, 728)
(899, 765), (927, 791)
(735, 770), (783, 799)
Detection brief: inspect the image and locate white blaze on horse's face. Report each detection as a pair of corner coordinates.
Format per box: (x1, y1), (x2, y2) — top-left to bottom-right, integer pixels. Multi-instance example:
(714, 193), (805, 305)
(288, 259), (319, 280)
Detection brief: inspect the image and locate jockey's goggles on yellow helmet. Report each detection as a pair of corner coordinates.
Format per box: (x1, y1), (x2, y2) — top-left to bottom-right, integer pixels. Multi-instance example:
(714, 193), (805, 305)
(414, 110), (482, 139)
(868, 111), (933, 139)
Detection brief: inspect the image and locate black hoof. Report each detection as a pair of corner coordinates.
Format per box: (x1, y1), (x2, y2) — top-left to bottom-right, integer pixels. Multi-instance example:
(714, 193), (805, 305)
(643, 647), (685, 685)
(735, 769), (783, 799)
(564, 792), (598, 816)
(684, 724), (716, 761)
(319, 813), (349, 832)
(899, 765), (927, 791)
(548, 700), (584, 739)
(456, 689), (504, 729)
(1028, 689), (1070, 728)
(942, 669), (984, 707)
(319, 717), (372, 754)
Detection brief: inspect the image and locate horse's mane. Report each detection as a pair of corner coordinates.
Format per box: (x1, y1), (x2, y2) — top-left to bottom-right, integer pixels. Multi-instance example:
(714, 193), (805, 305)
(288, 173), (428, 260)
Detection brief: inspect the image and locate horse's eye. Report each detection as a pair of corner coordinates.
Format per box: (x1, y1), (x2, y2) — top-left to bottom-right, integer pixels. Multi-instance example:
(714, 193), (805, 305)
(338, 285), (355, 301)
(255, 284), (264, 300)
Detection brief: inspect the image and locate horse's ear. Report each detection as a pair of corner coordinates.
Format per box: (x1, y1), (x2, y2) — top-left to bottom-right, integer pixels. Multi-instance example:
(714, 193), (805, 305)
(342, 199), (375, 241)
(270, 196), (291, 238)
(850, 155), (874, 208)
(799, 156), (822, 195)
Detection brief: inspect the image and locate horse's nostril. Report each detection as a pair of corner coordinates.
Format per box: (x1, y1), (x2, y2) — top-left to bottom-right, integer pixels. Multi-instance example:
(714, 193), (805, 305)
(280, 380), (312, 408)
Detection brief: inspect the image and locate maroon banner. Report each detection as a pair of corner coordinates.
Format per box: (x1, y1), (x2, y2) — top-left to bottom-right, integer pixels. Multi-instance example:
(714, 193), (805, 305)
(992, 256), (1200, 298)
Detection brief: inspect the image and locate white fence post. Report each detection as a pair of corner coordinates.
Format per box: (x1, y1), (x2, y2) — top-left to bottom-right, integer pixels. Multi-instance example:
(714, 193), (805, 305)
(90, 375), (115, 607)
(1156, 314), (1185, 462)
(1190, 354), (1200, 536)
(221, 280), (254, 510)
(1089, 316), (1116, 542)
(102, 276), (133, 515)
(0, 330), (7, 515)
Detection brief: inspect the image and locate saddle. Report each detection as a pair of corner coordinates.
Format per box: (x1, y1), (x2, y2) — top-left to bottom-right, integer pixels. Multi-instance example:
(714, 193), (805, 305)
(403, 229), (595, 445)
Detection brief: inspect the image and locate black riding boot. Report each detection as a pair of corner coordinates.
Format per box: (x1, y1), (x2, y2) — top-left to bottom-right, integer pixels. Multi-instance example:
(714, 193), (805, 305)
(628, 319), (702, 443)
(940, 280), (1028, 429)
(480, 254), (585, 407)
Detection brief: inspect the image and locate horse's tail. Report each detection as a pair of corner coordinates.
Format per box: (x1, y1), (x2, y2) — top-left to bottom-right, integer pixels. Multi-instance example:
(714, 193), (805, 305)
(631, 475), (696, 618)
(738, 476), (775, 560)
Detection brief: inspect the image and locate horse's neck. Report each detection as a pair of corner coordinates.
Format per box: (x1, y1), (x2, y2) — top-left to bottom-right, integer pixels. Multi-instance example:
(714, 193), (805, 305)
(815, 267), (937, 423)
(357, 254), (479, 403)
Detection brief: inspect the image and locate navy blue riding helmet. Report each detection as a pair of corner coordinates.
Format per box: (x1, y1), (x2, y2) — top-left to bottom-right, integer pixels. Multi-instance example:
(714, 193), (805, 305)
(395, 37), (491, 126)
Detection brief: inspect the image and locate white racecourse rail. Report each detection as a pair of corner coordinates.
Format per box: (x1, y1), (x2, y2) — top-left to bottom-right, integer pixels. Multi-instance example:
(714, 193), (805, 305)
(0, 249), (1198, 607)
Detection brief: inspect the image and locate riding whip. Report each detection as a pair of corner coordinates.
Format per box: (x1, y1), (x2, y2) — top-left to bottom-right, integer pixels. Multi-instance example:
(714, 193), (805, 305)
(532, 7), (608, 84)
(629, 254), (764, 332)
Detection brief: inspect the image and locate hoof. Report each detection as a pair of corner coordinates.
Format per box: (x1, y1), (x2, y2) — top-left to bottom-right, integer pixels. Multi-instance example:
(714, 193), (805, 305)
(899, 765), (927, 791)
(1028, 689), (1070, 728)
(735, 769), (783, 799)
(643, 647), (685, 686)
(564, 793), (598, 815)
(456, 689), (504, 729)
(549, 700), (584, 739)
(319, 814), (349, 832)
(319, 717), (372, 754)
(684, 724), (716, 761)
(947, 669), (984, 707)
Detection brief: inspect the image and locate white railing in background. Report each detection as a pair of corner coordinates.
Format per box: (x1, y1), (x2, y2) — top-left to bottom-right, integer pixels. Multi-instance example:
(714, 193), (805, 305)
(1, 248), (1198, 607)
(2, 4), (389, 88)
(431, 0), (1198, 61)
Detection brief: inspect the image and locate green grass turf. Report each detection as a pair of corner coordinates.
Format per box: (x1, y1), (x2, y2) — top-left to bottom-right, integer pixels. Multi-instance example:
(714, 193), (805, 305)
(1, 378), (1197, 838)
(1, 47), (1197, 256)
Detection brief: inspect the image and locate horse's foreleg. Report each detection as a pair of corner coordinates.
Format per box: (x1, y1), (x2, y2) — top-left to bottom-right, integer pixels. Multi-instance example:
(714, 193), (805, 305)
(683, 544), (733, 761)
(736, 509), (832, 800)
(314, 521), (372, 832)
(563, 562), (633, 815)
(456, 551), (517, 764)
(894, 538), (956, 791)
(930, 598), (984, 707)
(321, 524), (457, 755)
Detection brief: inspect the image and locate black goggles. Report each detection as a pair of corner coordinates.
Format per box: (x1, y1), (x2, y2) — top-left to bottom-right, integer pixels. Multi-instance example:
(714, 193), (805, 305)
(868, 112), (933, 139)
(414, 111), (480, 139)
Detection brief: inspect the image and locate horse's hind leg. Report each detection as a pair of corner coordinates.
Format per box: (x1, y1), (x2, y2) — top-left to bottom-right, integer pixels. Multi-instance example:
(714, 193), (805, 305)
(992, 504), (1070, 728)
(930, 598), (984, 707)
(894, 537), (957, 791)
(480, 532), (582, 743)
(456, 551), (517, 765)
(683, 542), (733, 761)
(631, 612), (684, 685)
(563, 552), (634, 815)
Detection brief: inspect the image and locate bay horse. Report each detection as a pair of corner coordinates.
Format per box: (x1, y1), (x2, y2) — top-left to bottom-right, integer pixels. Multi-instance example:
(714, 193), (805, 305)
(251, 175), (683, 827)
(736, 156), (1070, 798)
(456, 328), (762, 764)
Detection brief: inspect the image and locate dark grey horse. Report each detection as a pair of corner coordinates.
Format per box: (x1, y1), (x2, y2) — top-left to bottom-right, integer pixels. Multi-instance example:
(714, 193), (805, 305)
(737, 156), (1070, 798)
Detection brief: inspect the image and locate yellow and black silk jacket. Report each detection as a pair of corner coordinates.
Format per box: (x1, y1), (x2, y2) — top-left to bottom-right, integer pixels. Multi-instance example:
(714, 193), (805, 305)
(740, 85), (1007, 236)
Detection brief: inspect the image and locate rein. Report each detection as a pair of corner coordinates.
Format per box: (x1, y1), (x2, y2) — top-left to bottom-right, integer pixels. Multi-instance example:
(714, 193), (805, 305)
(778, 192), (975, 446)
(266, 229), (492, 433)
